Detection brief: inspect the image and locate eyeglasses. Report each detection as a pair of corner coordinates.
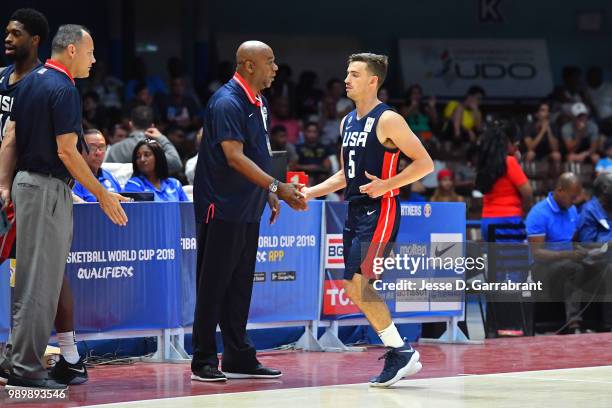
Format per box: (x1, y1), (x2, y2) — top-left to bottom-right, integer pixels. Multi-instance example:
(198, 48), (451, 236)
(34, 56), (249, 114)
(87, 144), (107, 153)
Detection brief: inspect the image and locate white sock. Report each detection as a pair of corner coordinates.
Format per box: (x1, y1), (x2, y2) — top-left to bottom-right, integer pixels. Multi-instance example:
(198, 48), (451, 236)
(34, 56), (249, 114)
(57, 331), (80, 364)
(377, 323), (408, 349)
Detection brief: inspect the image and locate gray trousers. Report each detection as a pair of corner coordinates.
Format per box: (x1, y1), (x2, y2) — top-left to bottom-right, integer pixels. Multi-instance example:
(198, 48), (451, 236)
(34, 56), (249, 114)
(1, 172), (73, 379)
(533, 259), (586, 324)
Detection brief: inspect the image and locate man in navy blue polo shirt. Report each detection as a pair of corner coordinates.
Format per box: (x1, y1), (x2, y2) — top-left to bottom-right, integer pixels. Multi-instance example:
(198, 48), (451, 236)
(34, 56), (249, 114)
(526, 173), (587, 333)
(191, 41), (306, 382)
(577, 172), (612, 330)
(72, 129), (121, 202)
(0, 24), (128, 390)
(0, 9), (96, 388)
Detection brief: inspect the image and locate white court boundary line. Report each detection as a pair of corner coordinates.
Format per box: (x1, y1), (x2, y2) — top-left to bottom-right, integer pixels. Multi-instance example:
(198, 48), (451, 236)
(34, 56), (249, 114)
(80, 364), (612, 408)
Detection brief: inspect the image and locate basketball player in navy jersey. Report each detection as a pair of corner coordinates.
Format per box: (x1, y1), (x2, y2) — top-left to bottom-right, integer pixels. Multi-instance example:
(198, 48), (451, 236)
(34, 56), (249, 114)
(303, 53), (434, 387)
(0, 9), (89, 386)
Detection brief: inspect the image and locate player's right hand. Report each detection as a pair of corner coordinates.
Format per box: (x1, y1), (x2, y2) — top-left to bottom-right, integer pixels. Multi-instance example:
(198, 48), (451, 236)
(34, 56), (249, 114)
(98, 191), (129, 226)
(277, 182), (307, 211)
(300, 186), (314, 201)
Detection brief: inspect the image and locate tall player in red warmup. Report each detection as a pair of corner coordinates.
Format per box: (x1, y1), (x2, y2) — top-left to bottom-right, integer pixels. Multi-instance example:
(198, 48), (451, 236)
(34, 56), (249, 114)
(303, 53), (434, 387)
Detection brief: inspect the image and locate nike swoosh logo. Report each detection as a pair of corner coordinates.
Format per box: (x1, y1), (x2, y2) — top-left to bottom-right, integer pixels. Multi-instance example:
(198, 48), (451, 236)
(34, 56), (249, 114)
(367, 209), (376, 216)
(249, 113), (254, 117)
(69, 367), (86, 374)
(435, 243), (456, 257)
(346, 125), (352, 129)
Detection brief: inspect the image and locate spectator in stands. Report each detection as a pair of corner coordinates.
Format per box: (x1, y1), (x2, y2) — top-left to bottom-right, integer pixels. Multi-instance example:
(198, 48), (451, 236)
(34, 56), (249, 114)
(430, 169), (463, 203)
(205, 61), (234, 97)
(576, 172), (612, 331)
(269, 64), (295, 109)
(550, 66), (587, 124)
(269, 125), (298, 168)
(105, 106), (183, 175)
(562, 102), (602, 163)
(402, 84), (439, 137)
(124, 82), (159, 121)
(167, 56), (201, 103)
(595, 138), (612, 175)
(185, 128), (203, 185)
(586, 66), (612, 134)
(327, 78), (353, 118)
(72, 129), (121, 202)
(378, 86), (390, 105)
(523, 102), (562, 163)
(82, 91), (108, 131)
(294, 122), (332, 185)
(107, 123), (129, 145)
(319, 95), (343, 146)
(270, 95), (301, 144)
(443, 85), (484, 145)
(526, 173), (587, 334)
(476, 120), (533, 241)
(84, 60), (123, 110)
(124, 56), (168, 101)
(155, 76), (203, 136)
(295, 71), (323, 118)
(123, 139), (188, 201)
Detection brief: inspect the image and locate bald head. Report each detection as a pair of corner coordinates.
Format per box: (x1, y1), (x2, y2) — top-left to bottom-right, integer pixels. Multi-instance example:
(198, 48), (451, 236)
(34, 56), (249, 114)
(554, 172), (582, 210)
(234, 40), (277, 94)
(556, 172), (580, 190)
(236, 41), (272, 64)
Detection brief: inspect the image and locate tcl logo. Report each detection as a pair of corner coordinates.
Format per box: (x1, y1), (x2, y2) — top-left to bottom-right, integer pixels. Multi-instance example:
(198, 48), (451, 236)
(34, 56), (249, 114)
(323, 280), (359, 315)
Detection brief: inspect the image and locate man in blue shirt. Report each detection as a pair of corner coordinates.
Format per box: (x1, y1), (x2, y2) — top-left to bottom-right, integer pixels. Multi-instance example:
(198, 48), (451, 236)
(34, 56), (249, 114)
(526, 173), (587, 333)
(73, 129), (121, 202)
(577, 172), (612, 330)
(191, 41), (305, 382)
(0, 25), (128, 390)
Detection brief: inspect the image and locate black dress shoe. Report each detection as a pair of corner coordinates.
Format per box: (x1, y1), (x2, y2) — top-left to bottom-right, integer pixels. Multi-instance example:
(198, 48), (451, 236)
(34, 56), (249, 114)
(222, 364), (282, 379)
(191, 365), (227, 382)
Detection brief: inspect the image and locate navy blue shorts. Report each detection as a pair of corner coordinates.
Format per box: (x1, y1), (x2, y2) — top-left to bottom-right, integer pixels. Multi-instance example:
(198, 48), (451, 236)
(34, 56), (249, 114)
(343, 196), (401, 280)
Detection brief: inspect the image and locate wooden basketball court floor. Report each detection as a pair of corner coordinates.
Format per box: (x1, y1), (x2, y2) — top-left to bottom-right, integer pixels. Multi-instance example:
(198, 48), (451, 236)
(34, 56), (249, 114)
(2, 333), (612, 407)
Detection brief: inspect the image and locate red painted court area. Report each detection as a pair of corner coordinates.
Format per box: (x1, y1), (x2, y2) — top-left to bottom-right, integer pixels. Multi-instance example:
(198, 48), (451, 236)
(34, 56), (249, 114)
(2, 333), (612, 407)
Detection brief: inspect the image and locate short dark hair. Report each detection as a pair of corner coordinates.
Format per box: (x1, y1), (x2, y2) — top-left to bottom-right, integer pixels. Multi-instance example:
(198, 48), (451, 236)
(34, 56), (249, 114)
(467, 85), (485, 97)
(134, 82), (148, 95)
(304, 121), (319, 131)
(84, 128), (103, 137)
(347, 53), (389, 89)
(10, 8), (49, 44)
(326, 78), (343, 90)
(132, 139), (169, 180)
(270, 125), (287, 135)
(51, 24), (90, 54)
(130, 106), (154, 130)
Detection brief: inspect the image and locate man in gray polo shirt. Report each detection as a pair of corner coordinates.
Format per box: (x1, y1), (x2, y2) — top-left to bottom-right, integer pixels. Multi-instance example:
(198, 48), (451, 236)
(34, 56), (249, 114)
(105, 105), (183, 175)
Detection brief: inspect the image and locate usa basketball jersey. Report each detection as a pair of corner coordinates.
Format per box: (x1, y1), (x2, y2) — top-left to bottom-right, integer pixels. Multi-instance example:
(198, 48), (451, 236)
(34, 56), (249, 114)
(341, 103), (399, 201)
(0, 64), (42, 144)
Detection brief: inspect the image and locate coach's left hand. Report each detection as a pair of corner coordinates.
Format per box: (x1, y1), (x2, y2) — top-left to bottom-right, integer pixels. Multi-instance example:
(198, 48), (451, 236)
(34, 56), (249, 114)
(268, 192), (280, 224)
(359, 172), (390, 198)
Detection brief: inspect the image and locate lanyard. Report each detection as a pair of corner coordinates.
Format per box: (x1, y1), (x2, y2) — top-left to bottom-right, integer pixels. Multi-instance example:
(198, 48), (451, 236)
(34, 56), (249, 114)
(258, 98), (272, 157)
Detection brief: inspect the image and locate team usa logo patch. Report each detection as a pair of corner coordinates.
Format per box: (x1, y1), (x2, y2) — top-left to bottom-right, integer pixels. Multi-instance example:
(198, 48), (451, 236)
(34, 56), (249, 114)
(364, 117), (375, 132)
